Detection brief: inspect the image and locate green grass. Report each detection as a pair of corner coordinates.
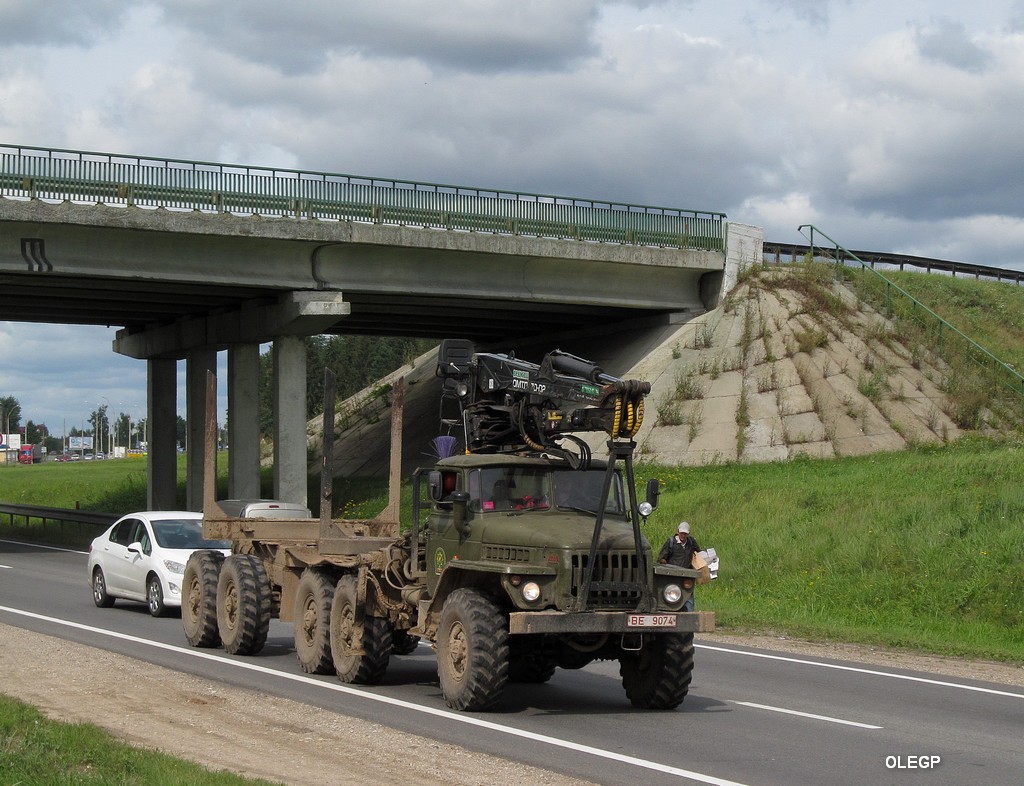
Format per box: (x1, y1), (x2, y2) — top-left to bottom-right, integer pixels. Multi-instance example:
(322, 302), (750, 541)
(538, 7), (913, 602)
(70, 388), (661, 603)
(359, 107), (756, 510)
(636, 435), (1024, 662)
(0, 694), (281, 786)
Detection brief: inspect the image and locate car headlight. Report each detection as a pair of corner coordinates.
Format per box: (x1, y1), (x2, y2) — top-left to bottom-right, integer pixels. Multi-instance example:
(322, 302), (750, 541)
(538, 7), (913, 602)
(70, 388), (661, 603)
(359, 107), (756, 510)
(663, 583), (682, 604)
(522, 582), (541, 602)
(163, 559), (186, 574)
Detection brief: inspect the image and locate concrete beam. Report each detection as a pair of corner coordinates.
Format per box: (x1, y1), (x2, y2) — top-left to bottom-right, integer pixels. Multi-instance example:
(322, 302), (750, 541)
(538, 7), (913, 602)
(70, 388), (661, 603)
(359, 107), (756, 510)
(146, 358), (177, 510)
(272, 336), (308, 508)
(112, 291), (351, 360)
(228, 344), (261, 500)
(186, 349), (217, 511)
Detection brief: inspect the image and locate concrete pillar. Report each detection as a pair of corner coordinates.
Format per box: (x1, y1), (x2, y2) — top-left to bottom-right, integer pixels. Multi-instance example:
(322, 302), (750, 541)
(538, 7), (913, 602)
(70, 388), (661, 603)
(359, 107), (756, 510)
(272, 335), (308, 507)
(186, 348), (218, 511)
(147, 358), (178, 510)
(228, 344), (261, 500)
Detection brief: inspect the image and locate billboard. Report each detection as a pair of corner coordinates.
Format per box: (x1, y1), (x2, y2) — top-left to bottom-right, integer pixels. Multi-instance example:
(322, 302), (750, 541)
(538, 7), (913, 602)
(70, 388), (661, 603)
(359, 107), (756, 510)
(68, 436), (94, 450)
(1, 432), (23, 449)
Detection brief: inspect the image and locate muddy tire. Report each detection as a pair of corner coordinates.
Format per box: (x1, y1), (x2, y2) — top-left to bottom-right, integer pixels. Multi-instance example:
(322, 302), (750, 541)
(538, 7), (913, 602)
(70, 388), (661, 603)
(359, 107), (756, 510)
(147, 574), (168, 617)
(217, 554), (272, 656)
(182, 551), (224, 647)
(619, 632), (694, 709)
(508, 635), (557, 684)
(437, 589), (509, 711)
(91, 567), (115, 608)
(294, 569), (336, 674)
(330, 575), (392, 684)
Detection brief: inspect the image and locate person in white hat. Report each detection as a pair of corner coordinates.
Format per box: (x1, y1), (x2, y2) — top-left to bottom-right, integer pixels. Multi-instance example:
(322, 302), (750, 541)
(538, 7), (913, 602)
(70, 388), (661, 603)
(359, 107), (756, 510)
(657, 521), (702, 610)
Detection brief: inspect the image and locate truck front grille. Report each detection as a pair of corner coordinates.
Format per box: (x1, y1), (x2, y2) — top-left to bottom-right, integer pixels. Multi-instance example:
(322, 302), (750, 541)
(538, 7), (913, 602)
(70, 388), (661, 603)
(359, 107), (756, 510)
(570, 551), (643, 608)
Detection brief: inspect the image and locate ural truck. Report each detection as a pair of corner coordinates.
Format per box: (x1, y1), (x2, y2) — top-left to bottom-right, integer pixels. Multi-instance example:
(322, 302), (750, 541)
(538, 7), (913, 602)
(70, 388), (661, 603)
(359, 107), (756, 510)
(183, 340), (714, 711)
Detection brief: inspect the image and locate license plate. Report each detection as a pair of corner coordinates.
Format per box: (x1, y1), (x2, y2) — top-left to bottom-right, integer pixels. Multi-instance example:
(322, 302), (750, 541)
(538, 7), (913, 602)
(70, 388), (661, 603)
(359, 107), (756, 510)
(627, 614), (676, 628)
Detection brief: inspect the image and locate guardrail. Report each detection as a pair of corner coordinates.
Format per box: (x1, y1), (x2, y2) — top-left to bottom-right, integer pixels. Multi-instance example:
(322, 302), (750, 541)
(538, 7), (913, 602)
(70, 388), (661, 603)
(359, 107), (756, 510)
(0, 502), (116, 542)
(797, 225), (1024, 405)
(0, 143), (726, 252)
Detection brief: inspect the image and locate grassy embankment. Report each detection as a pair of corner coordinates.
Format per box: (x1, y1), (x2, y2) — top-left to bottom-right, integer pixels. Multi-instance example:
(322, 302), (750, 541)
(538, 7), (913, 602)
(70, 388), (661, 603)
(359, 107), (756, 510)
(0, 695), (280, 786)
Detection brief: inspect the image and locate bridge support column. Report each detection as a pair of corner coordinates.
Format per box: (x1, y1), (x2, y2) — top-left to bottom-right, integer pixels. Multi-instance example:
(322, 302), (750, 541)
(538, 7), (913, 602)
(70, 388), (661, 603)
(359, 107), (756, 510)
(186, 348), (218, 511)
(147, 358), (178, 510)
(272, 335), (308, 508)
(228, 344), (261, 500)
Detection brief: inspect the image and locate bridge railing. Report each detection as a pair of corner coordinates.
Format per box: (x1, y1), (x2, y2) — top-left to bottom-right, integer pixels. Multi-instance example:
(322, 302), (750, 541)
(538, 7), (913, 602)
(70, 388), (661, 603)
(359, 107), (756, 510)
(797, 225), (1024, 412)
(0, 143), (725, 251)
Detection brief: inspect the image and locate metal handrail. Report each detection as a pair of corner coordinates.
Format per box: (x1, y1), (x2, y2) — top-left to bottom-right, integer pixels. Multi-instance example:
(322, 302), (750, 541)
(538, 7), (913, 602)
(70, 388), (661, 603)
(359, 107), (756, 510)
(0, 143), (726, 251)
(0, 502), (116, 541)
(797, 225), (1024, 401)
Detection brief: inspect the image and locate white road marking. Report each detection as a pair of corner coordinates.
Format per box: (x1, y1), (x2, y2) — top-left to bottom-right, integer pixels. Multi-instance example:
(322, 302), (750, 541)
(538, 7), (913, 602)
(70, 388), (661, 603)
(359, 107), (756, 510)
(0, 565), (12, 569)
(696, 643), (1024, 700)
(730, 701), (882, 729)
(0, 604), (749, 786)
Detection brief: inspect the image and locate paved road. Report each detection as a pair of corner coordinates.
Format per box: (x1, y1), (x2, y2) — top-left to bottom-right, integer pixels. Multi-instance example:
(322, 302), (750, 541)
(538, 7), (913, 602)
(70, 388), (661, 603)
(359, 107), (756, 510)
(2, 539), (1022, 786)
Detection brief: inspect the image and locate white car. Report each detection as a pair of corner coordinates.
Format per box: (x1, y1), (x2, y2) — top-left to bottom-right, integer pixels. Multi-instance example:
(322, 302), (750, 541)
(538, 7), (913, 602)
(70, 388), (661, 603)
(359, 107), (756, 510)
(87, 511), (231, 617)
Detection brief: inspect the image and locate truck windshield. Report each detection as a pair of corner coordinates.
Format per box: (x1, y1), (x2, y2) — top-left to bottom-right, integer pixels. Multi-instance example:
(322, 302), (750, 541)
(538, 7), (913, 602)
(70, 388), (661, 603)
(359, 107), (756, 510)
(469, 467), (623, 515)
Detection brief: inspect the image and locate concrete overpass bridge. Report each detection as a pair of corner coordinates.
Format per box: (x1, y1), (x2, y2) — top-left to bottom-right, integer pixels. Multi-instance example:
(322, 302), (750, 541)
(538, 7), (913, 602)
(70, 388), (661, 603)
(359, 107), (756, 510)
(1, 144), (760, 510)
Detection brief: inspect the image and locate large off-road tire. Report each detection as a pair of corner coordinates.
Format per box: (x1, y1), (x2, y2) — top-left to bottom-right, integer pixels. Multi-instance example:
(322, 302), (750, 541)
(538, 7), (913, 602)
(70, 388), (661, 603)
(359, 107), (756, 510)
(294, 569), (336, 674)
(329, 575), (392, 684)
(182, 550), (225, 647)
(508, 635), (557, 683)
(91, 567), (115, 608)
(619, 632), (694, 710)
(147, 574), (168, 617)
(436, 589), (509, 711)
(217, 554), (272, 656)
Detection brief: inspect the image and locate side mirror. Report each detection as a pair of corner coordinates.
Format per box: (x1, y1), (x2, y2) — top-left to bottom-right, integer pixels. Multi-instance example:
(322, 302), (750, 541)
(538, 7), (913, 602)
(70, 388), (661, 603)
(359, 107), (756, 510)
(645, 478), (660, 510)
(450, 491), (471, 537)
(428, 470), (443, 502)
(127, 541), (143, 556)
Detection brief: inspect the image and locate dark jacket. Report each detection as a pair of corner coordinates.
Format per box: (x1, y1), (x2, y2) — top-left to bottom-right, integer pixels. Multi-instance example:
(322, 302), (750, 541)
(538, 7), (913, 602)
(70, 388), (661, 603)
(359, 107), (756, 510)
(658, 533), (702, 568)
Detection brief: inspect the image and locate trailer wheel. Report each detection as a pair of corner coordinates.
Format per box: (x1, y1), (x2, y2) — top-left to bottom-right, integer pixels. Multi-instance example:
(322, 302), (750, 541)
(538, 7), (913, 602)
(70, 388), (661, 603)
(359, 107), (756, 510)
(217, 554), (272, 656)
(294, 569), (336, 674)
(182, 550), (224, 647)
(619, 632), (694, 710)
(437, 589), (509, 711)
(330, 575), (392, 684)
(508, 635), (557, 683)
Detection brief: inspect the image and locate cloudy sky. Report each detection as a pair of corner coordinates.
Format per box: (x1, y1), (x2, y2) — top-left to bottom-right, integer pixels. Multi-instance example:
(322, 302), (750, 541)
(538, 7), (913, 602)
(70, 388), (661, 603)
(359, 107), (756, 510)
(2, 0), (1024, 434)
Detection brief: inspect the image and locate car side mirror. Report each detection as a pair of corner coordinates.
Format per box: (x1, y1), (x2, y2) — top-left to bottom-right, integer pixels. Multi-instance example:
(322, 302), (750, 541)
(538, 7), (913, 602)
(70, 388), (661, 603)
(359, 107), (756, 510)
(127, 541), (143, 556)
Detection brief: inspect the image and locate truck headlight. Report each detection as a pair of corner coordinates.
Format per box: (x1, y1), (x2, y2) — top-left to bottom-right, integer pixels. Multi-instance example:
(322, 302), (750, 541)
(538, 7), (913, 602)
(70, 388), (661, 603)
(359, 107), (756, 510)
(663, 583), (682, 604)
(522, 582), (541, 602)
(638, 501), (653, 517)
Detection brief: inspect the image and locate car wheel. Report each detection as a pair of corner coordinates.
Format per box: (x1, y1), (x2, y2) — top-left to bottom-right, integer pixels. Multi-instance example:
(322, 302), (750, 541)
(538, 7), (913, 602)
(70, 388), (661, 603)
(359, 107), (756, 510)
(92, 567), (115, 608)
(147, 574), (167, 617)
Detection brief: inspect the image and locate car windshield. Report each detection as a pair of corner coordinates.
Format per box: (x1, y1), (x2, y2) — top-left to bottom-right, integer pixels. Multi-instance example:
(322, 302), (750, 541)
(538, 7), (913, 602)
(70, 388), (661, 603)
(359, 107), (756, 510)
(152, 519), (231, 550)
(469, 467), (623, 515)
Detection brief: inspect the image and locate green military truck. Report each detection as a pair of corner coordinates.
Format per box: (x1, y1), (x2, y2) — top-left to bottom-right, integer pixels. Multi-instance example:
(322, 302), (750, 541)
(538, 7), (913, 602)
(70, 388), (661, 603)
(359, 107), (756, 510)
(182, 340), (714, 711)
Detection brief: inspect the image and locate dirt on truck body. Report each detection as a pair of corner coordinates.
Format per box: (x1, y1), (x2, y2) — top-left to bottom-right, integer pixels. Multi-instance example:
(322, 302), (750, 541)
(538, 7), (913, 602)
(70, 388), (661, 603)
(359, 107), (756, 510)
(182, 341), (714, 711)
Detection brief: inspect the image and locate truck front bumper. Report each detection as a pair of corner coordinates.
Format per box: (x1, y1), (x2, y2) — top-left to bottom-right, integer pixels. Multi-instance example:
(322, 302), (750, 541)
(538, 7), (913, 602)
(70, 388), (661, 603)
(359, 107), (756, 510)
(508, 609), (715, 635)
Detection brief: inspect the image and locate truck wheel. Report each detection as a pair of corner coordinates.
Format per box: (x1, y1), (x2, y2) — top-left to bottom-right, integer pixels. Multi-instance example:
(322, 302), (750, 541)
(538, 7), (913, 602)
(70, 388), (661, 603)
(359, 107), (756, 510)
(217, 554), (272, 656)
(330, 575), (392, 684)
(392, 629), (421, 656)
(182, 550), (224, 647)
(619, 632), (694, 710)
(294, 569), (336, 674)
(91, 567), (115, 608)
(437, 588), (509, 711)
(508, 635), (557, 683)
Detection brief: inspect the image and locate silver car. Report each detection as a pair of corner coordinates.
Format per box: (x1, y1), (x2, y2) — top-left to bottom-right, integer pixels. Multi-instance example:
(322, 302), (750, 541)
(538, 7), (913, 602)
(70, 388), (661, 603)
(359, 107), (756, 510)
(87, 511), (231, 616)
